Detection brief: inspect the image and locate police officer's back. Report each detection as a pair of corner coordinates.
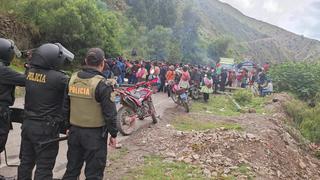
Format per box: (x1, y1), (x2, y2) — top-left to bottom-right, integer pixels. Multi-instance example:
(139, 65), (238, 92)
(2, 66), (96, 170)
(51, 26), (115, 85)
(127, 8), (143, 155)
(18, 43), (73, 180)
(63, 48), (118, 180)
(0, 38), (25, 180)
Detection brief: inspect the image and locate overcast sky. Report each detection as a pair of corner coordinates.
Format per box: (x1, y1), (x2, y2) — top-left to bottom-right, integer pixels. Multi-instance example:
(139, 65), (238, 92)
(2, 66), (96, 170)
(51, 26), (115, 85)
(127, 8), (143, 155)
(220, 0), (320, 40)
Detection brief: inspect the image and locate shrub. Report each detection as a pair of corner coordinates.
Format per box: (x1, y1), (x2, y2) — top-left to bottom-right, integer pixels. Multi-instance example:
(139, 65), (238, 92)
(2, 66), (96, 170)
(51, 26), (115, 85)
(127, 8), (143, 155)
(233, 89), (253, 106)
(284, 98), (320, 143)
(269, 62), (320, 101)
(17, 0), (122, 62)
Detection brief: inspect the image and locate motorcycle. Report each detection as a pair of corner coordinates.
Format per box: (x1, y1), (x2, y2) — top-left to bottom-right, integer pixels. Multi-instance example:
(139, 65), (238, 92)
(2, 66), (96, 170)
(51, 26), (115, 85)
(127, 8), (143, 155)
(115, 79), (158, 135)
(189, 82), (201, 100)
(170, 83), (190, 113)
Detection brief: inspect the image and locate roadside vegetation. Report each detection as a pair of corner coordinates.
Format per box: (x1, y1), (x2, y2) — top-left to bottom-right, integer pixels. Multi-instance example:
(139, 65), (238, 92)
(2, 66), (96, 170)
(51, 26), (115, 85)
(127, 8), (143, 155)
(124, 156), (205, 180)
(269, 62), (320, 143)
(191, 91), (269, 117)
(172, 115), (242, 132)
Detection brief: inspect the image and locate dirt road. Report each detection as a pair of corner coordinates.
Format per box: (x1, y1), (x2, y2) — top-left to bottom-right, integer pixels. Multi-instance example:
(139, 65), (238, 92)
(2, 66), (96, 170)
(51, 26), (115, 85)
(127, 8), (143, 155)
(0, 93), (175, 179)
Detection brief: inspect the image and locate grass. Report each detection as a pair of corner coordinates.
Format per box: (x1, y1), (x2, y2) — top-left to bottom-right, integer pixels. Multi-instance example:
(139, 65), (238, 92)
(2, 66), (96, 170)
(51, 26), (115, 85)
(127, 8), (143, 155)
(242, 96), (269, 114)
(172, 116), (242, 132)
(214, 164), (254, 180)
(123, 156), (205, 180)
(192, 95), (241, 117)
(192, 93), (269, 116)
(108, 147), (129, 161)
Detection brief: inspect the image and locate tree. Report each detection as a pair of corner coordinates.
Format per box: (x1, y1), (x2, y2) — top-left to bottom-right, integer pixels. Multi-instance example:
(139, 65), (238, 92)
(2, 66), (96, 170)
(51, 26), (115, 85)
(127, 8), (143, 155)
(175, 5), (203, 63)
(126, 0), (177, 29)
(18, 0), (121, 61)
(146, 26), (172, 60)
(207, 37), (232, 62)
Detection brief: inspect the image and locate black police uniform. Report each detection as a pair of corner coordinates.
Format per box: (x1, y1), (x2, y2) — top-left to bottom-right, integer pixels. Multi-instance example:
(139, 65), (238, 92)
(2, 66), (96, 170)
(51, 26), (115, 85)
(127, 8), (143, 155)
(18, 44), (71, 180)
(0, 38), (25, 154)
(0, 63), (25, 153)
(62, 68), (118, 180)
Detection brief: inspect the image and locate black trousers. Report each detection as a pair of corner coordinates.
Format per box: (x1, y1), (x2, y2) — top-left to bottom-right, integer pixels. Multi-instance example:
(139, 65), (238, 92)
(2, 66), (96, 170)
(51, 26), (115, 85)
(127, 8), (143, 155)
(203, 93), (209, 102)
(18, 120), (59, 180)
(0, 107), (10, 153)
(63, 126), (107, 180)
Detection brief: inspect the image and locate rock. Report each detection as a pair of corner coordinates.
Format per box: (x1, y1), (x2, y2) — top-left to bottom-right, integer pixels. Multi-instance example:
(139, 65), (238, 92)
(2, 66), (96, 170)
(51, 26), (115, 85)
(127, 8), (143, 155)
(277, 170), (282, 178)
(248, 108), (256, 113)
(165, 152), (176, 158)
(176, 131), (183, 136)
(246, 133), (256, 140)
(192, 154), (200, 160)
(211, 171), (218, 177)
(224, 168), (231, 174)
(183, 158), (192, 163)
(203, 168), (211, 177)
(299, 160), (307, 169)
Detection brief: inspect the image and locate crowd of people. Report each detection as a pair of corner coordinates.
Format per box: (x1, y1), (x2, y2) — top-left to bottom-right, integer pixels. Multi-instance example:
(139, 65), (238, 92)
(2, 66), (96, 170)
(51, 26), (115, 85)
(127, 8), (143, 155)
(102, 58), (273, 102)
(0, 35), (273, 180)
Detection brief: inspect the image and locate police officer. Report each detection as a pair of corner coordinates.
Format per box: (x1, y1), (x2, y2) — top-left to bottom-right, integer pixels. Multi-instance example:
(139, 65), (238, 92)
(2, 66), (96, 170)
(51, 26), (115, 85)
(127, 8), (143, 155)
(0, 38), (25, 179)
(63, 48), (118, 180)
(18, 43), (74, 180)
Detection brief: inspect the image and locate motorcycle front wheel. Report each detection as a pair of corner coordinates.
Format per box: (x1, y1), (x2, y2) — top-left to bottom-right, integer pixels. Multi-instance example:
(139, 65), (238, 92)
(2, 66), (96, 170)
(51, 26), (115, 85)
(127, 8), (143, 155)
(147, 101), (158, 124)
(116, 106), (136, 135)
(171, 91), (179, 104)
(182, 101), (190, 113)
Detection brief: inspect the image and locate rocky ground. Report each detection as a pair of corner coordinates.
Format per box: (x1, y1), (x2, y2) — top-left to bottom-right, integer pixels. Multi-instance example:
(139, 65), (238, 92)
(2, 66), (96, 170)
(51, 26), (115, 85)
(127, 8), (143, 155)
(1, 93), (319, 179)
(106, 93), (320, 180)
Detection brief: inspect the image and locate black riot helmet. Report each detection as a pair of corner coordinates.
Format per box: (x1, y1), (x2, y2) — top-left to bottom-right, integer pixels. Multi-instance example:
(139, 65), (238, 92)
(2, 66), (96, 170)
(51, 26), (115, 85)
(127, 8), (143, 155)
(0, 38), (20, 66)
(30, 43), (74, 70)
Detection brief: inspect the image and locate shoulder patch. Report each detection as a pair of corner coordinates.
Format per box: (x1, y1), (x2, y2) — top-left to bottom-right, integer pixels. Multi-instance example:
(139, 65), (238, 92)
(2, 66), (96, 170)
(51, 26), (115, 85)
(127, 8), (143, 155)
(110, 92), (117, 102)
(103, 79), (117, 87)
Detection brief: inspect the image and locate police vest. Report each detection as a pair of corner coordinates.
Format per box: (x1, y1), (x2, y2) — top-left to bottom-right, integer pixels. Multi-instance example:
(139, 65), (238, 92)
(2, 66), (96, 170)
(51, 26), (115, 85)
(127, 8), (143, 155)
(69, 72), (105, 128)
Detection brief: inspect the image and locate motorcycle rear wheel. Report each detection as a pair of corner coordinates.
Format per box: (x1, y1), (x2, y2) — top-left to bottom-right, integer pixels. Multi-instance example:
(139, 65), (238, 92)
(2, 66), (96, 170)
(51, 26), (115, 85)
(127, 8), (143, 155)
(191, 88), (200, 100)
(116, 106), (136, 135)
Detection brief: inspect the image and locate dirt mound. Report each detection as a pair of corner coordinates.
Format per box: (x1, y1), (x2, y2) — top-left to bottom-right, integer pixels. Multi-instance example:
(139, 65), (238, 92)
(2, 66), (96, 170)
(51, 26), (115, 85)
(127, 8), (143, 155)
(107, 94), (320, 179)
(0, 14), (37, 49)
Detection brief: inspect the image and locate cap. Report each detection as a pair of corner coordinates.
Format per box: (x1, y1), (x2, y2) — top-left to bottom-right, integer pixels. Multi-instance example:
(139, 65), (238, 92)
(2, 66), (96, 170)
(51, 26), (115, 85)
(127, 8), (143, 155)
(85, 48), (105, 66)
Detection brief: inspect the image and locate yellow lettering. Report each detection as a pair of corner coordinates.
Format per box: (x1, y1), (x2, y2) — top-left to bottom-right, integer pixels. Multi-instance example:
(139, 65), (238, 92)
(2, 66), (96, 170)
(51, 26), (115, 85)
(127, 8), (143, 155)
(27, 72), (46, 83)
(69, 86), (90, 96)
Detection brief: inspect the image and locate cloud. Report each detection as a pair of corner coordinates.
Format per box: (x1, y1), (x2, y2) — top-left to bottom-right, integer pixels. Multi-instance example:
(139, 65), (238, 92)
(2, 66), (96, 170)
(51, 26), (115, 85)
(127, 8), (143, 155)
(220, 0), (320, 40)
(220, 0), (255, 10)
(263, 0), (282, 13)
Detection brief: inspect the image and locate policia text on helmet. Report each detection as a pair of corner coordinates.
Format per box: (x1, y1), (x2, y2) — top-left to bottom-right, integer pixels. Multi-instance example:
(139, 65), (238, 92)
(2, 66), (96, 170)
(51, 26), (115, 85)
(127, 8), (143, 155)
(17, 43), (74, 179)
(0, 38), (25, 179)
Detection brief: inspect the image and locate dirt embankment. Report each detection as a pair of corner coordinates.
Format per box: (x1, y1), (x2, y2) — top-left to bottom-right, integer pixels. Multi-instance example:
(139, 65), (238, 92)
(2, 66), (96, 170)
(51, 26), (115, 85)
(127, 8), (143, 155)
(0, 14), (37, 49)
(107, 93), (320, 180)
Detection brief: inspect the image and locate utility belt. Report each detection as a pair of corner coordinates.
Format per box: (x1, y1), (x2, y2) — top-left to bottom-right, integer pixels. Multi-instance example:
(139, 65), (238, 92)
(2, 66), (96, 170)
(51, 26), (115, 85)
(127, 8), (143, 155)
(24, 110), (67, 134)
(0, 106), (9, 113)
(70, 124), (108, 138)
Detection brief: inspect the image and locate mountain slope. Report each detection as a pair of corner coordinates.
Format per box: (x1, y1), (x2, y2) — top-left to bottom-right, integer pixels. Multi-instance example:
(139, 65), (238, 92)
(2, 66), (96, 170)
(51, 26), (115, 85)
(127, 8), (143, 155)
(191, 0), (320, 63)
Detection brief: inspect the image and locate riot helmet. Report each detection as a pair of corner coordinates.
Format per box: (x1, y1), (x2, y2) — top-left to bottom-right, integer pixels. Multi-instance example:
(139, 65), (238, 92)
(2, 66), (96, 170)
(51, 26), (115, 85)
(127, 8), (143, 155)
(30, 43), (74, 70)
(0, 38), (21, 66)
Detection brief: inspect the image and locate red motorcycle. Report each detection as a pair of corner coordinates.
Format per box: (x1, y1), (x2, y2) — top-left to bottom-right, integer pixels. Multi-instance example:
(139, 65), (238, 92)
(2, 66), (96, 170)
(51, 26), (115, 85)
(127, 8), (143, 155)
(115, 79), (158, 135)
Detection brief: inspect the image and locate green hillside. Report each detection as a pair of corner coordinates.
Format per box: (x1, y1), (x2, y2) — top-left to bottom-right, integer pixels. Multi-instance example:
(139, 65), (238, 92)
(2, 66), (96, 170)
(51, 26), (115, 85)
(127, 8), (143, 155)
(185, 0), (320, 63)
(1, 0), (320, 64)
